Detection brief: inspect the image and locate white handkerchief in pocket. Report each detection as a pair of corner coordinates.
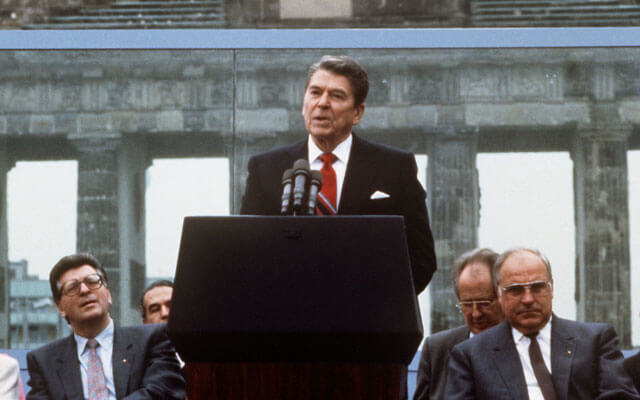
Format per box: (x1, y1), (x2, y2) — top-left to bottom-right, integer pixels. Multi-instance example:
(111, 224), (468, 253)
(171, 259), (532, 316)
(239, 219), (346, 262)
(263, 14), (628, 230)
(370, 190), (391, 200)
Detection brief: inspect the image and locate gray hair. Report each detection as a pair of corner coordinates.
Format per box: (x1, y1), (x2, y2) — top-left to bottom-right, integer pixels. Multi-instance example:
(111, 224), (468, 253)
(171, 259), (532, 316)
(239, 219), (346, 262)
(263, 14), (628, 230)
(493, 247), (553, 287)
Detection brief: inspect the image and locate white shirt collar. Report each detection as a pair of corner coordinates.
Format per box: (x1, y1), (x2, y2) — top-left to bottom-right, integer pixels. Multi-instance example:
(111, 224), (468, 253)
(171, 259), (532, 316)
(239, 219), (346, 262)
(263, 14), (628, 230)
(75, 318), (114, 355)
(307, 133), (352, 164)
(512, 315), (552, 345)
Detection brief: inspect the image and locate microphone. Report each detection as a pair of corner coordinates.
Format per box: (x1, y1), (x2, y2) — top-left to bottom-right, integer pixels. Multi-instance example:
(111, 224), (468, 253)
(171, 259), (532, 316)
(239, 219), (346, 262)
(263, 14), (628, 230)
(280, 168), (294, 215)
(292, 159), (309, 215)
(306, 170), (323, 215)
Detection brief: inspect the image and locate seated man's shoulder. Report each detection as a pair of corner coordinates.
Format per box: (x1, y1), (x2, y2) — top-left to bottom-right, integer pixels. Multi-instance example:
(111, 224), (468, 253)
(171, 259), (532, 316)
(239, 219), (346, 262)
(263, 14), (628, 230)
(554, 317), (614, 336)
(28, 335), (71, 358)
(118, 323), (167, 339)
(422, 326), (469, 363)
(452, 321), (505, 354)
(427, 325), (468, 346)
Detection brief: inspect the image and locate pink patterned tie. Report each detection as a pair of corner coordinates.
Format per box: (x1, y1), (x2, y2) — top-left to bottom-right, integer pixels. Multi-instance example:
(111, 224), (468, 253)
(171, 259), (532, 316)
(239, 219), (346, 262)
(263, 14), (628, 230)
(86, 339), (108, 400)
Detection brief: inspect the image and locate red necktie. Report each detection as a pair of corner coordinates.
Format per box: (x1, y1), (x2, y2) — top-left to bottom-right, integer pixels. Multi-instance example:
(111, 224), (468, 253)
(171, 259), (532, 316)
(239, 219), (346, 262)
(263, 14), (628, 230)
(316, 153), (337, 215)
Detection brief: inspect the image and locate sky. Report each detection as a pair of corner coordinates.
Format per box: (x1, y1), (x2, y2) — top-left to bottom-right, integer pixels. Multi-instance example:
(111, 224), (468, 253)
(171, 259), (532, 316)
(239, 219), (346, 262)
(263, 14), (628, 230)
(7, 151), (640, 345)
(7, 161), (77, 277)
(145, 158), (229, 278)
(477, 153), (576, 321)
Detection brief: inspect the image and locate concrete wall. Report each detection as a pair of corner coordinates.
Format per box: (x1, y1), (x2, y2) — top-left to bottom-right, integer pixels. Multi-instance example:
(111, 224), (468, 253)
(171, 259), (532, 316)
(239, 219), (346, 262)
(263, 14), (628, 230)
(0, 48), (638, 344)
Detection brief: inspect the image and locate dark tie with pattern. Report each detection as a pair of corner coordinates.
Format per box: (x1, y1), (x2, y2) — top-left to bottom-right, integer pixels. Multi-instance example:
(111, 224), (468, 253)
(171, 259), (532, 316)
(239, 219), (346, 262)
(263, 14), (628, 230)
(316, 153), (337, 215)
(526, 332), (557, 400)
(86, 339), (108, 400)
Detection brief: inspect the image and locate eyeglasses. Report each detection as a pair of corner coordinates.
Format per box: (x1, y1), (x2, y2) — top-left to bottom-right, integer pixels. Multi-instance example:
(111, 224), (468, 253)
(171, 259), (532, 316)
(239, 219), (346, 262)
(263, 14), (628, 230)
(499, 280), (551, 298)
(455, 299), (496, 312)
(60, 274), (104, 297)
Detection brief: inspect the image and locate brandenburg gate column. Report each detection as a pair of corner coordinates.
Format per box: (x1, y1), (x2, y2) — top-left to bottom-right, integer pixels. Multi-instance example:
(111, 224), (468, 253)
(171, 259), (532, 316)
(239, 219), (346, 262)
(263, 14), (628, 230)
(231, 62), (304, 213)
(70, 133), (149, 326)
(571, 63), (632, 347)
(428, 68), (480, 333)
(0, 140), (14, 347)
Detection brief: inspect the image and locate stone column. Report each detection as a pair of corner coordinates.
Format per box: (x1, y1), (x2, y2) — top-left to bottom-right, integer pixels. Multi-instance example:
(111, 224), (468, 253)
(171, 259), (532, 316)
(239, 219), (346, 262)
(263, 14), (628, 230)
(572, 128), (632, 347)
(232, 63), (299, 214)
(428, 133), (479, 333)
(571, 62), (632, 347)
(231, 136), (286, 214)
(116, 136), (149, 326)
(70, 133), (149, 326)
(0, 140), (13, 348)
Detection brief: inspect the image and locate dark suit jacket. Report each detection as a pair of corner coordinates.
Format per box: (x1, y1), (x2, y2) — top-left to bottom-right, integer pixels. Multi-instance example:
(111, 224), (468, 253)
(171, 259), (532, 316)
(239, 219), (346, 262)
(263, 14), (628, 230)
(26, 324), (185, 400)
(414, 325), (469, 400)
(624, 352), (640, 394)
(445, 317), (640, 400)
(240, 133), (437, 294)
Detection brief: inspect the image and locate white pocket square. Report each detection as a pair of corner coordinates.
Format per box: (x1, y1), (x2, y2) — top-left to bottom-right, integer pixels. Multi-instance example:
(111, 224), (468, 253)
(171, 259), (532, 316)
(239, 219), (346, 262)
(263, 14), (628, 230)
(370, 190), (390, 200)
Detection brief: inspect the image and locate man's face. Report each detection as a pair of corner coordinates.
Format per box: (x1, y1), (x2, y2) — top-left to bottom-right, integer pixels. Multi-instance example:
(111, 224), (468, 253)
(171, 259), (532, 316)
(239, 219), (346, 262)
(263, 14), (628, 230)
(457, 262), (505, 334)
(498, 251), (553, 335)
(142, 286), (173, 324)
(56, 264), (111, 329)
(302, 69), (364, 148)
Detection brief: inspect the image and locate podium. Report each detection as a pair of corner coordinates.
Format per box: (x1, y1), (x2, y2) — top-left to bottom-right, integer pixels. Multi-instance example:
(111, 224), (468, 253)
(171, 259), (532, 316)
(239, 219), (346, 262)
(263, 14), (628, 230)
(168, 216), (423, 399)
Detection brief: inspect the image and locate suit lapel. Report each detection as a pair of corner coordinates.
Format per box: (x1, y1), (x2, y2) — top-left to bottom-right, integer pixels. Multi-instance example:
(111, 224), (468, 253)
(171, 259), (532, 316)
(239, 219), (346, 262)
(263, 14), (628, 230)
(489, 322), (530, 400)
(55, 335), (84, 400)
(339, 134), (376, 214)
(550, 317), (576, 400)
(112, 326), (135, 398)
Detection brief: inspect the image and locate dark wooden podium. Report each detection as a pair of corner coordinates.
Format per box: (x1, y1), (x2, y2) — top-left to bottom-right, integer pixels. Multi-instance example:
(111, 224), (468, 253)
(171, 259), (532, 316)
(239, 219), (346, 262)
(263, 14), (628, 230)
(168, 216), (424, 400)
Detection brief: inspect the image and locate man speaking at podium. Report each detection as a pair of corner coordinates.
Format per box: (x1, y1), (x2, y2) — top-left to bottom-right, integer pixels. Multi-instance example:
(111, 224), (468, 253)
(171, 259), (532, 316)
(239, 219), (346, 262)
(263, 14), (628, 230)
(241, 55), (437, 295)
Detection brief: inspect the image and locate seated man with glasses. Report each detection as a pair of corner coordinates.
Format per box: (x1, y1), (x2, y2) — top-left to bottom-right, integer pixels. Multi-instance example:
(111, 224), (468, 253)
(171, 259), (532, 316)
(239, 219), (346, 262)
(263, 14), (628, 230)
(414, 248), (504, 400)
(446, 247), (639, 400)
(26, 253), (185, 400)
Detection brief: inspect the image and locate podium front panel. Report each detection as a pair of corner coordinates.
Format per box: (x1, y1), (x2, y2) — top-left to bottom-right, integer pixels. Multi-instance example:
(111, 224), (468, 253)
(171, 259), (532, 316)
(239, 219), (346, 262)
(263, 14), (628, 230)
(168, 215), (422, 363)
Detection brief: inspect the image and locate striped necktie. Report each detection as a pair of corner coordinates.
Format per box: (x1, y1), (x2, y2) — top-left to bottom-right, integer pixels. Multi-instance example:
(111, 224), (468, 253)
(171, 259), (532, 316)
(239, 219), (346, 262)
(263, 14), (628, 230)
(316, 152), (337, 215)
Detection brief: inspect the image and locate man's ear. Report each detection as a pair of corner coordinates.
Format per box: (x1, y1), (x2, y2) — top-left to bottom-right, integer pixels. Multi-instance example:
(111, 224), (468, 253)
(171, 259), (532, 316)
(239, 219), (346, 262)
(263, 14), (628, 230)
(56, 302), (66, 319)
(352, 102), (365, 125)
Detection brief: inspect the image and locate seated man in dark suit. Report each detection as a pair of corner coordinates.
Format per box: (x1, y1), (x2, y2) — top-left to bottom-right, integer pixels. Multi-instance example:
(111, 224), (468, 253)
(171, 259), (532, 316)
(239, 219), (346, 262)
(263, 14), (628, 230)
(413, 248), (504, 400)
(240, 54), (437, 295)
(26, 253), (185, 400)
(446, 247), (639, 400)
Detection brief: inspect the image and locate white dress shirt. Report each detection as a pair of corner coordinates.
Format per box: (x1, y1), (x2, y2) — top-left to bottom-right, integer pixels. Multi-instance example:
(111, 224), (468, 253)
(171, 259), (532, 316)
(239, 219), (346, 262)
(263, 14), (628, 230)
(512, 318), (553, 400)
(308, 133), (352, 210)
(75, 319), (117, 400)
(0, 353), (21, 400)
